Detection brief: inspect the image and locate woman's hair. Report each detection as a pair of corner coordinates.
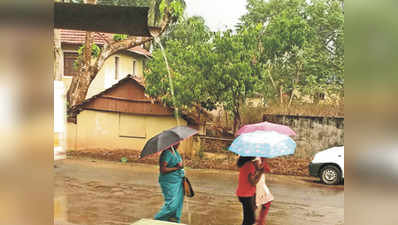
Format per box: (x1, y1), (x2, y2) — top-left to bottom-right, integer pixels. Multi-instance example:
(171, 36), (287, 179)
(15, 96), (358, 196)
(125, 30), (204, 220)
(159, 143), (181, 163)
(237, 156), (255, 168)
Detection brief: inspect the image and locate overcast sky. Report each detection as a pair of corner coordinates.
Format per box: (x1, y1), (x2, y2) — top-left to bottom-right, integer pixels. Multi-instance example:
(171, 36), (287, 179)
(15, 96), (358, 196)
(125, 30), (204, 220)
(184, 0), (248, 31)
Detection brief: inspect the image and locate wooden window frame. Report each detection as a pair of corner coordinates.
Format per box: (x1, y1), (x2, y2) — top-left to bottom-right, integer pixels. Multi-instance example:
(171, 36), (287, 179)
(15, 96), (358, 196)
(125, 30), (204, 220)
(63, 51), (79, 78)
(115, 56), (120, 80)
(132, 60), (136, 75)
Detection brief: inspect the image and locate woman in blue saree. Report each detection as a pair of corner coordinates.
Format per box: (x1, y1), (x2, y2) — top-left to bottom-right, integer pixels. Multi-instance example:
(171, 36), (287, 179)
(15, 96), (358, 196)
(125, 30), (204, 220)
(154, 144), (185, 223)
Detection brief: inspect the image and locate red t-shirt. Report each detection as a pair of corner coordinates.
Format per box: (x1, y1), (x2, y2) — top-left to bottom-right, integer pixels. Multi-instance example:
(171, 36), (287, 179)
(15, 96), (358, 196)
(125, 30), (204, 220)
(236, 161), (256, 197)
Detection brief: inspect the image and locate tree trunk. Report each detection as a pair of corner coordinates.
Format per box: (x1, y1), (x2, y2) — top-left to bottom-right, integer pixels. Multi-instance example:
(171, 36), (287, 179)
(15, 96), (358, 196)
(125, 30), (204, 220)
(266, 63), (281, 104)
(67, 30), (94, 108)
(267, 64), (277, 91)
(288, 62), (302, 107)
(225, 109), (229, 129)
(65, 1), (170, 111)
(288, 89), (295, 106)
(233, 98), (241, 135)
(66, 36), (153, 110)
(197, 105), (201, 128)
(232, 107), (241, 135)
(67, 69), (94, 108)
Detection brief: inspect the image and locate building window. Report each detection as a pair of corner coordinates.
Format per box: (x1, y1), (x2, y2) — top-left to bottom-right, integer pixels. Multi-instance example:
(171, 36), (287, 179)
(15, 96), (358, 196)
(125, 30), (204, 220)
(63, 52), (78, 77)
(115, 56), (119, 80)
(132, 60), (136, 75)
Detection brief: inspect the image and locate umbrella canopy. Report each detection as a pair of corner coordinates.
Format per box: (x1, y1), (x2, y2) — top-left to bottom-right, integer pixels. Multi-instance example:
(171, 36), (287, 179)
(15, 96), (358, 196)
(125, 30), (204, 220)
(235, 121), (296, 137)
(140, 126), (198, 158)
(228, 131), (296, 158)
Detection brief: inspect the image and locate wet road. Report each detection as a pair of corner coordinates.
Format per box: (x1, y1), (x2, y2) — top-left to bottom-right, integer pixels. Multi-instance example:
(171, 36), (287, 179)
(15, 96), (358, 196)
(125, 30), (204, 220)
(54, 159), (344, 225)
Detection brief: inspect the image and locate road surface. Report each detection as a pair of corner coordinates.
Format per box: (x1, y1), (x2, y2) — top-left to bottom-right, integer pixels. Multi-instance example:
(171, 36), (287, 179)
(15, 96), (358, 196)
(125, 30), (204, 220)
(54, 159), (344, 225)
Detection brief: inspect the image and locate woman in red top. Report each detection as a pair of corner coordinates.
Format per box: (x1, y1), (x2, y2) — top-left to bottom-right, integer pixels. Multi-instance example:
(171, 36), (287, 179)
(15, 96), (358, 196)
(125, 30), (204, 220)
(236, 156), (264, 225)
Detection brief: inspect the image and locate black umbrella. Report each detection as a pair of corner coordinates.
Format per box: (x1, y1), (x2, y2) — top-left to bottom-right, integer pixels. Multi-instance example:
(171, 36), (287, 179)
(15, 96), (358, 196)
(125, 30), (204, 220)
(140, 126), (198, 159)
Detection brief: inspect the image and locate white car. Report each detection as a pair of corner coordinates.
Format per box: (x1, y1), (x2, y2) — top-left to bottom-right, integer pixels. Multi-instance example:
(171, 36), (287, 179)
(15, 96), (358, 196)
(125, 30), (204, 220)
(309, 146), (344, 185)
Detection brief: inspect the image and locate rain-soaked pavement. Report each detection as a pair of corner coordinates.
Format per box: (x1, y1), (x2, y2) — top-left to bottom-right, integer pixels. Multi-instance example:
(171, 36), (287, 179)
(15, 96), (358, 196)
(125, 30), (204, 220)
(54, 159), (344, 225)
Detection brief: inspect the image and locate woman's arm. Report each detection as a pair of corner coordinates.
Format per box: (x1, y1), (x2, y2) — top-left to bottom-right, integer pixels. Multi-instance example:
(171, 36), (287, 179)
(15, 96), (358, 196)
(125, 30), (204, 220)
(159, 161), (183, 174)
(263, 162), (271, 173)
(248, 168), (264, 186)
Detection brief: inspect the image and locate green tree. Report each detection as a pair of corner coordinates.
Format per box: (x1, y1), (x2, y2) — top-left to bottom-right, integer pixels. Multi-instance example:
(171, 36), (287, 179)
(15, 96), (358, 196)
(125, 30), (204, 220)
(145, 0), (344, 132)
(161, 16), (210, 47)
(210, 30), (259, 132)
(144, 16), (216, 114)
(145, 18), (259, 133)
(240, 0), (344, 105)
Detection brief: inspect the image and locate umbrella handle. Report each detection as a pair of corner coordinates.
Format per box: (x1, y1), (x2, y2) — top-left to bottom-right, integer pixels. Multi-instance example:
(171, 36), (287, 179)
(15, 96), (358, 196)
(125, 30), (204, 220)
(171, 146), (179, 161)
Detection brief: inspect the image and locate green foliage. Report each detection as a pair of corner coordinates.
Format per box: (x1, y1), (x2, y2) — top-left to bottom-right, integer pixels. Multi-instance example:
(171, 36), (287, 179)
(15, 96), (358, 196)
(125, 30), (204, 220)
(145, 16), (217, 111)
(170, 0), (184, 20)
(113, 34), (128, 41)
(145, 17), (259, 131)
(73, 44), (101, 69)
(145, 0), (344, 131)
(161, 16), (211, 47)
(77, 44), (101, 57)
(211, 30), (259, 113)
(239, 0), (344, 104)
(159, 0), (166, 13)
(158, 0), (185, 23)
(120, 157), (128, 163)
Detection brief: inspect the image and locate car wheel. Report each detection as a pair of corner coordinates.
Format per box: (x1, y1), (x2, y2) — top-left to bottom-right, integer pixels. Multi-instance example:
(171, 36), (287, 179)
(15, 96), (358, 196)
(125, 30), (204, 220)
(320, 165), (341, 185)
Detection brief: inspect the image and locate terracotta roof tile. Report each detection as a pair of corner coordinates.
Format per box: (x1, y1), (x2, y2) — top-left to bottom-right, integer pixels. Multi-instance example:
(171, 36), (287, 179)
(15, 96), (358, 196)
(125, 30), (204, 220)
(59, 29), (151, 57)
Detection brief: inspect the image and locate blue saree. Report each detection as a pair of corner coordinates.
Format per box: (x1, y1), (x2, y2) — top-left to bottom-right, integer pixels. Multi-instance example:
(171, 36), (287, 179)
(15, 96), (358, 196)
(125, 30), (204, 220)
(154, 149), (185, 223)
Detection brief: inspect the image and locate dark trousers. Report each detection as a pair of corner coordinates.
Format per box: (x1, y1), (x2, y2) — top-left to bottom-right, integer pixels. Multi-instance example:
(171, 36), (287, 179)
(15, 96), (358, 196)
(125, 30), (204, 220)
(239, 196), (256, 225)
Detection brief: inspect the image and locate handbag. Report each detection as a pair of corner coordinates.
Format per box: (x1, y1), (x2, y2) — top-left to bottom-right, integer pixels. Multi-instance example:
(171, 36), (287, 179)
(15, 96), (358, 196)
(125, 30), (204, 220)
(183, 176), (194, 197)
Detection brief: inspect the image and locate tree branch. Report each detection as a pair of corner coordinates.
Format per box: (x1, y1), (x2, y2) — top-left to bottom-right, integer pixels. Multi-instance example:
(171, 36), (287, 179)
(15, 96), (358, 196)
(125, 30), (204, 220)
(288, 62), (302, 107)
(266, 63), (278, 91)
(91, 36), (153, 76)
(91, 9), (172, 76)
(95, 32), (111, 45)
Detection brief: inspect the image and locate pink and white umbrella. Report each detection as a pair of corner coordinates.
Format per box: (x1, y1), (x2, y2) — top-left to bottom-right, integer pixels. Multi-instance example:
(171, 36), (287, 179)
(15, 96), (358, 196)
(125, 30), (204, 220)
(235, 121), (296, 137)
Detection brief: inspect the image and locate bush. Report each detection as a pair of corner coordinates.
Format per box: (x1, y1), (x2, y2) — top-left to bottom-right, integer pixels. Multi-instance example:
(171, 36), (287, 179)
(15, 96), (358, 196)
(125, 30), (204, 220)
(263, 102), (344, 117)
(240, 104), (268, 126)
